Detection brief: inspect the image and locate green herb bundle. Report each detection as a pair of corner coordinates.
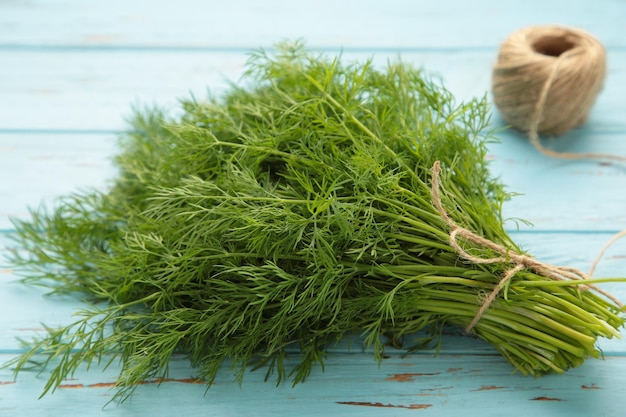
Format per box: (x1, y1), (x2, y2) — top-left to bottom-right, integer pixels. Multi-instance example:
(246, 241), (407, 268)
(5, 42), (624, 401)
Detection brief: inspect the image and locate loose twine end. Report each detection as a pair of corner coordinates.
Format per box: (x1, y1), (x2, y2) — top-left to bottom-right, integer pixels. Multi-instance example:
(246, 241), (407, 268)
(430, 161), (623, 334)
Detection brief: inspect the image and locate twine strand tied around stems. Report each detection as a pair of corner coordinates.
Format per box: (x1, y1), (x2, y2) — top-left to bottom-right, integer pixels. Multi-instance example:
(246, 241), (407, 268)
(430, 161), (623, 334)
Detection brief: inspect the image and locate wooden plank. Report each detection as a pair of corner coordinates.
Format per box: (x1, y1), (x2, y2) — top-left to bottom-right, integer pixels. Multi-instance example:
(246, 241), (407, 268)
(2, 231), (624, 353)
(0, 50), (245, 131)
(1, 352), (626, 416)
(0, 134), (117, 228)
(2, 131), (625, 231)
(489, 137), (626, 232)
(1, 0), (626, 49)
(0, 50), (490, 131)
(2, 48), (626, 132)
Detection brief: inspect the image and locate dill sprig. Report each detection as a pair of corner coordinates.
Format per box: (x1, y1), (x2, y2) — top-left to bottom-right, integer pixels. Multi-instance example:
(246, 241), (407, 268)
(4, 41), (624, 403)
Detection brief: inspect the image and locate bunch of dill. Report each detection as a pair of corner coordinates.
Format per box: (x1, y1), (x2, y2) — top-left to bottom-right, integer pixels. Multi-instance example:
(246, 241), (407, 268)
(5, 42), (624, 402)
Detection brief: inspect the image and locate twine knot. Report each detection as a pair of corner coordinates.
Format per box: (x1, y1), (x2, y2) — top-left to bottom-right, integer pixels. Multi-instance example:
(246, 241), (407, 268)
(430, 161), (622, 334)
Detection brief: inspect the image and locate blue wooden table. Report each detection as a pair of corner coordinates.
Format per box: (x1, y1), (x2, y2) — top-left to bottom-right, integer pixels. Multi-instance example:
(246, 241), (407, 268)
(1, 1), (626, 415)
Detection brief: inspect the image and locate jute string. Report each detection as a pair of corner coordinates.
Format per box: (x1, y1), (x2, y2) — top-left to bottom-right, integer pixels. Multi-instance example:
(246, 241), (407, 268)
(589, 229), (626, 277)
(430, 161), (623, 334)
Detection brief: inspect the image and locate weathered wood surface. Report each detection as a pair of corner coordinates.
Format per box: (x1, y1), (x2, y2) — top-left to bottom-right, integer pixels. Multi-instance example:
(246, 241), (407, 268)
(1, 0), (625, 415)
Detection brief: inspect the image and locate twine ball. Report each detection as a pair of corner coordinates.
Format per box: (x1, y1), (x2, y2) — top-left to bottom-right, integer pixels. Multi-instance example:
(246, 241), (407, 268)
(492, 25), (606, 136)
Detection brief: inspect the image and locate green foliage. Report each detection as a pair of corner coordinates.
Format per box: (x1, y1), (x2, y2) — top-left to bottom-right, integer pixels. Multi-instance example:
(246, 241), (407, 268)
(4, 41), (624, 403)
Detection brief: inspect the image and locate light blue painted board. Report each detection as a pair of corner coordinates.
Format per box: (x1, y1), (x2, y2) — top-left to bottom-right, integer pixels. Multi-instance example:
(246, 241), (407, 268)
(490, 134), (626, 232)
(2, 353), (626, 416)
(2, 130), (626, 231)
(2, 231), (625, 353)
(3, 233), (622, 284)
(0, 134), (118, 228)
(0, 257), (499, 355)
(0, 50), (246, 131)
(1, 0), (626, 49)
(0, 50), (492, 131)
(2, 48), (626, 132)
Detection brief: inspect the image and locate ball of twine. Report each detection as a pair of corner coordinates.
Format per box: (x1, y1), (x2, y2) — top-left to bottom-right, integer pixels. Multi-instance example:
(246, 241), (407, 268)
(492, 25), (606, 136)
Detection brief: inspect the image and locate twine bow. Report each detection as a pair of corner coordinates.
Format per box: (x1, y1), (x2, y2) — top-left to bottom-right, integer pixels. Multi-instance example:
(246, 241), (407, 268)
(430, 161), (623, 334)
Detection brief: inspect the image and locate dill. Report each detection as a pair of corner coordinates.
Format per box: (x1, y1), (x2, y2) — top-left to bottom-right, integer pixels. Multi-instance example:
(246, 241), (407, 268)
(4, 41), (624, 403)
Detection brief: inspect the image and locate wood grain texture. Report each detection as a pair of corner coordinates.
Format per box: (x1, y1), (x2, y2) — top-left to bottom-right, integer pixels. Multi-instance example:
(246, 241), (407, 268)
(2, 49), (626, 131)
(1, 0), (626, 415)
(1, 0), (626, 48)
(1, 352), (626, 416)
(2, 231), (624, 353)
(2, 131), (625, 231)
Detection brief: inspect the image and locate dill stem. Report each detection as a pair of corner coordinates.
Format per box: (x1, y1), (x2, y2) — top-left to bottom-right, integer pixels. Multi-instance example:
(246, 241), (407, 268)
(413, 299), (587, 356)
(368, 207), (449, 241)
(382, 232), (454, 252)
